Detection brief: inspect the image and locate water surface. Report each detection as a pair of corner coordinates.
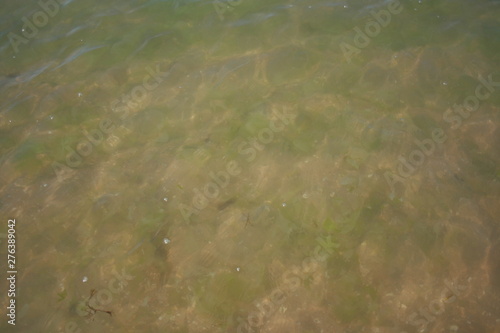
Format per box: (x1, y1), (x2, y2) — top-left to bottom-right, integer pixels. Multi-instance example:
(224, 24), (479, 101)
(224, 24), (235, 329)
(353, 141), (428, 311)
(0, 0), (499, 332)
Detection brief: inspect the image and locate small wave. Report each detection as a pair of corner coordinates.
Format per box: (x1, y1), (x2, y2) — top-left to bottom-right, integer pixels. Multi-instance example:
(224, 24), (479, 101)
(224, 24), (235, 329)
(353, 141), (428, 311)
(52, 44), (107, 70)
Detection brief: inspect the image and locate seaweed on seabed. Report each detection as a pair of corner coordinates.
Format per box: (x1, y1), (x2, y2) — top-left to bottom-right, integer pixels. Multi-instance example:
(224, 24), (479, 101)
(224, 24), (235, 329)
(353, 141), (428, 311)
(84, 289), (113, 320)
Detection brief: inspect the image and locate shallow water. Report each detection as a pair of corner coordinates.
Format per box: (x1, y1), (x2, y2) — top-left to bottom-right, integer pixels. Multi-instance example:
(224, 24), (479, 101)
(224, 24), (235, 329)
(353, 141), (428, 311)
(0, 0), (499, 332)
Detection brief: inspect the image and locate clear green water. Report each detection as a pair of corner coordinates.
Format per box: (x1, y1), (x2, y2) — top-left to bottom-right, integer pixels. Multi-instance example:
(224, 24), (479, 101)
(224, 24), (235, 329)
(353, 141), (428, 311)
(0, 0), (499, 332)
